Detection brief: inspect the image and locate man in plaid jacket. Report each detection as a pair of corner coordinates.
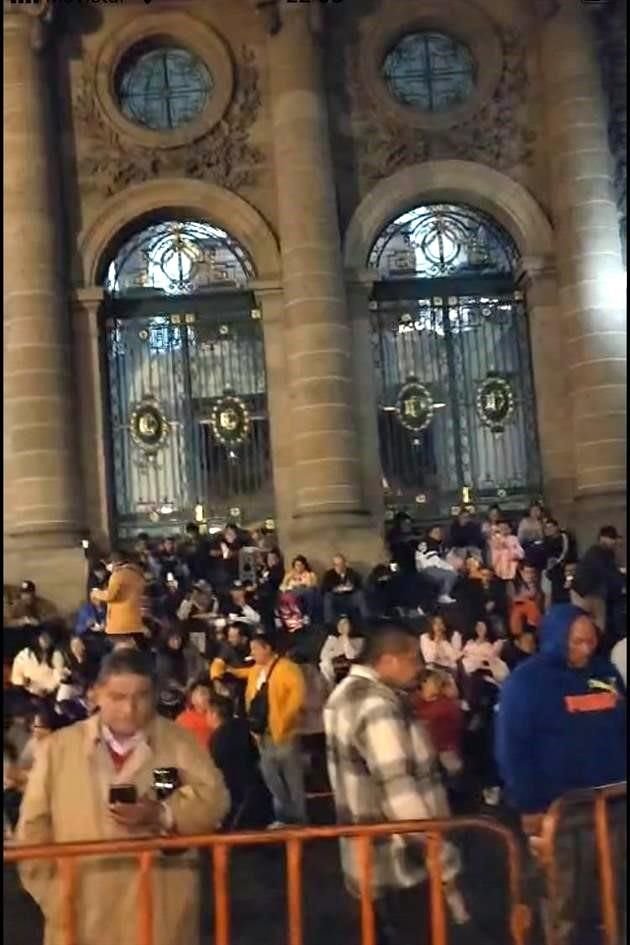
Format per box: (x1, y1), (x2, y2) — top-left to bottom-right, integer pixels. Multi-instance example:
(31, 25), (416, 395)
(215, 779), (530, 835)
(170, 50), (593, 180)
(324, 621), (463, 945)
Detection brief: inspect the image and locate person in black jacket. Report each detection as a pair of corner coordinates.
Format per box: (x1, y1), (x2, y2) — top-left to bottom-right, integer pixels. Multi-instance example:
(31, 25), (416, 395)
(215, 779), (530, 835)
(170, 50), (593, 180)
(572, 526), (626, 638)
(447, 507), (485, 556)
(207, 694), (272, 828)
(321, 555), (369, 626)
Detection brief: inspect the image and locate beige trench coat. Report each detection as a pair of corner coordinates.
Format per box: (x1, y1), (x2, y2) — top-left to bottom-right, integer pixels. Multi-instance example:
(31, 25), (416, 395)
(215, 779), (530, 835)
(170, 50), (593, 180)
(17, 714), (230, 945)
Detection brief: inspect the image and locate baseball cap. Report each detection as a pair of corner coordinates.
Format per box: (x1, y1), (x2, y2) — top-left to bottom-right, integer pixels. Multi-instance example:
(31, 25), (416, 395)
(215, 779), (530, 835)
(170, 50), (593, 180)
(600, 526), (621, 540)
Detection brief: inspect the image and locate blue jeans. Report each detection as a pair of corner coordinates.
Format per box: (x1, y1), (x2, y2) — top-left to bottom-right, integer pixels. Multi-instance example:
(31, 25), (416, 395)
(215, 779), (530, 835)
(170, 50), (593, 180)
(258, 736), (307, 824)
(422, 566), (458, 597)
(323, 590), (369, 626)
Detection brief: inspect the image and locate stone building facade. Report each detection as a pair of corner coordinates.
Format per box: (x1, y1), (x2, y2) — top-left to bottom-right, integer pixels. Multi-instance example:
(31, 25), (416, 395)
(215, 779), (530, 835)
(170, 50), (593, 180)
(3, 0), (626, 611)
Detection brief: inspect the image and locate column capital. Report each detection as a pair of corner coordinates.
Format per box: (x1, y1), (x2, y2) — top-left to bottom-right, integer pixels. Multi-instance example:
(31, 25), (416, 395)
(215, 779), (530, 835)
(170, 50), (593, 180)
(3, 0), (54, 52)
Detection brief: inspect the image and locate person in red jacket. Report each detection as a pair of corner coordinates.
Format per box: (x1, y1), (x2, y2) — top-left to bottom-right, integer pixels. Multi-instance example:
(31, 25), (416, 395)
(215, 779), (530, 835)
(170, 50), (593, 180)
(411, 669), (463, 778)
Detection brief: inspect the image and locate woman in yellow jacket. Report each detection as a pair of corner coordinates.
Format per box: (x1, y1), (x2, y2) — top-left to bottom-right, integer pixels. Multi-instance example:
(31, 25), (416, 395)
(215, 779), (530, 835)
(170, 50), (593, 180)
(212, 633), (307, 827)
(90, 551), (146, 639)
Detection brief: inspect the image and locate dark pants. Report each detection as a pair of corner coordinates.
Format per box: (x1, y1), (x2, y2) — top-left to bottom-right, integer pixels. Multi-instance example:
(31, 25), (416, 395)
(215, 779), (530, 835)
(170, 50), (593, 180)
(373, 883), (431, 945)
(323, 590), (369, 626)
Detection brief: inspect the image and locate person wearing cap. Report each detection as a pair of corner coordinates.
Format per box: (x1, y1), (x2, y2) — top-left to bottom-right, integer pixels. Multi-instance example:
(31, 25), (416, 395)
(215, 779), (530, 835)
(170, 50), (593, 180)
(572, 526), (626, 637)
(7, 582), (56, 628)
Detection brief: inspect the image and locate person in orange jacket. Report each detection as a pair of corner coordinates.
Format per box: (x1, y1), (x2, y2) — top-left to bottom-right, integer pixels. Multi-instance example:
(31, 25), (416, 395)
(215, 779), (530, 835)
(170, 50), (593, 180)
(213, 631), (306, 827)
(90, 550), (146, 641)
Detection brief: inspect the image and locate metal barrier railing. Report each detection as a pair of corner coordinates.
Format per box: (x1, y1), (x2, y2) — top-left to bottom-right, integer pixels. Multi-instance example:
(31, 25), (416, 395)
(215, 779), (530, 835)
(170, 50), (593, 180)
(4, 816), (532, 945)
(538, 782), (627, 945)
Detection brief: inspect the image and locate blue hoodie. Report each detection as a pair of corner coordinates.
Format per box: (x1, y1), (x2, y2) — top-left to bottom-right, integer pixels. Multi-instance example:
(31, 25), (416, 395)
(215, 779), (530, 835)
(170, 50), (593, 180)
(495, 604), (626, 813)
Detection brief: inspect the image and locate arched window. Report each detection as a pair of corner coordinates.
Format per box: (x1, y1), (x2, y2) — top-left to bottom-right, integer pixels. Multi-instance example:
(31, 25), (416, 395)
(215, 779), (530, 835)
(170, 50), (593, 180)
(103, 220), (272, 539)
(369, 203), (541, 520)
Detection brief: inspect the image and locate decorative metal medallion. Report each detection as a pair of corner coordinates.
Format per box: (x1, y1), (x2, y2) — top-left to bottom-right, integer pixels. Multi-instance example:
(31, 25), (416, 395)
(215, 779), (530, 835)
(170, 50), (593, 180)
(395, 378), (435, 433)
(475, 373), (515, 434)
(130, 397), (170, 453)
(210, 392), (251, 447)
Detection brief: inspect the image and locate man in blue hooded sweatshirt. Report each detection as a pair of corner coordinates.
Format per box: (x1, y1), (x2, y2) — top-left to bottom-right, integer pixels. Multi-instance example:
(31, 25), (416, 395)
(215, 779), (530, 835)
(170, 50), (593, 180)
(496, 604), (626, 944)
(496, 603), (625, 813)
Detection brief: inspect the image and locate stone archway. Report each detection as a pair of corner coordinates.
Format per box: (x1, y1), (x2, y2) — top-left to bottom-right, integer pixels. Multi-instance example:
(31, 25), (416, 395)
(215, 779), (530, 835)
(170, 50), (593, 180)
(343, 160), (553, 269)
(78, 177), (281, 286)
(342, 161), (575, 521)
(73, 180), (285, 548)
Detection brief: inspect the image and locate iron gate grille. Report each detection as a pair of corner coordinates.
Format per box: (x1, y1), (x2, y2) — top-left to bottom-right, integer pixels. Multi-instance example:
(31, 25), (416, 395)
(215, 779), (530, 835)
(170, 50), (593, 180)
(104, 293), (273, 538)
(371, 279), (542, 520)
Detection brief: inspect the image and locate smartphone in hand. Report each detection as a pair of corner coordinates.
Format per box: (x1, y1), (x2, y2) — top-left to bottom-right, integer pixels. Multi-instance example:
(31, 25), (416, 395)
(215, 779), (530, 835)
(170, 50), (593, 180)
(109, 784), (138, 805)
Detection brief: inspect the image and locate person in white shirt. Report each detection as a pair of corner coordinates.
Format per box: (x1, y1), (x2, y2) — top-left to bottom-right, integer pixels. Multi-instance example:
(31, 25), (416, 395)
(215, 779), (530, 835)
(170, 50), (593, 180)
(419, 615), (462, 673)
(10, 630), (64, 699)
(611, 636), (626, 687)
(415, 526), (460, 605)
(319, 616), (364, 688)
(461, 621), (509, 684)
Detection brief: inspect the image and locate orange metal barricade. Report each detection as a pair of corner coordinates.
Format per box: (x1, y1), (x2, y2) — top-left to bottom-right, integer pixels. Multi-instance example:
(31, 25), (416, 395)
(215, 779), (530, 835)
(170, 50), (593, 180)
(538, 782), (627, 945)
(4, 816), (532, 945)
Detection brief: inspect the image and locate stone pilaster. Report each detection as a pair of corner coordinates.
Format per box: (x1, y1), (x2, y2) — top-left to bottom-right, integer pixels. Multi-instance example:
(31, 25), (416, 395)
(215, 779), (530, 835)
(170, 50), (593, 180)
(4, 4), (85, 611)
(540, 1), (627, 550)
(518, 260), (574, 525)
(252, 283), (293, 546)
(346, 274), (386, 528)
(266, 4), (382, 569)
(72, 289), (111, 551)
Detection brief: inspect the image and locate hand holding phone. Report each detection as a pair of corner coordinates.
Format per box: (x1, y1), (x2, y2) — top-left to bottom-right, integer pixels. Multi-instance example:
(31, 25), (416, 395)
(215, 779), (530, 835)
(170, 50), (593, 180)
(109, 784), (137, 805)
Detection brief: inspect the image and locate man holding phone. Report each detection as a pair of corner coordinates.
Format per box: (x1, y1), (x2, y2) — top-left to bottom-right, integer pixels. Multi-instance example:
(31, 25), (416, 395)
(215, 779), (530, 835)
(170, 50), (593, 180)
(17, 649), (229, 945)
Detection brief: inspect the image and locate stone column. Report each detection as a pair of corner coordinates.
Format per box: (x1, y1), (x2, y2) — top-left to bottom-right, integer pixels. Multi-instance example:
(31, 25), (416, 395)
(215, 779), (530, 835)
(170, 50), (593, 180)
(4, 5), (85, 609)
(266, 5), (382, 567)
(540, 1), (627, 549)
(519, 260), (574, 525)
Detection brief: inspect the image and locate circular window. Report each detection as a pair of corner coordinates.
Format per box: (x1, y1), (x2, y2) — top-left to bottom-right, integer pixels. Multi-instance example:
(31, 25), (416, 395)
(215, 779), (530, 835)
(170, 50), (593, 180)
(382, 32), (475, 113)
(116, 45), (214, 132)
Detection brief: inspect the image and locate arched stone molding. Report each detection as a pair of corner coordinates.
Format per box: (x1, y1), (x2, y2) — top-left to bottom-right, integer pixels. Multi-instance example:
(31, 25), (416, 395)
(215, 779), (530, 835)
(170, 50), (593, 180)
(77, 178), (281, 286)
(342, 160), (575, 523)
(343, 160), (553, 269)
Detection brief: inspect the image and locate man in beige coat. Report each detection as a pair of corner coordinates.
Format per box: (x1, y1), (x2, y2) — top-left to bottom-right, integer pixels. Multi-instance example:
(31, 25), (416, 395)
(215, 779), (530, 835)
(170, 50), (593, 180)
(17, 649), (230, 945)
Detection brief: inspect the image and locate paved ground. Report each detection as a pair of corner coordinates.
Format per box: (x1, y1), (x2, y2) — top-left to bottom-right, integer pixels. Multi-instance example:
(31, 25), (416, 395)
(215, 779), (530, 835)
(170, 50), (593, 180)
(4, 811), (542, 945)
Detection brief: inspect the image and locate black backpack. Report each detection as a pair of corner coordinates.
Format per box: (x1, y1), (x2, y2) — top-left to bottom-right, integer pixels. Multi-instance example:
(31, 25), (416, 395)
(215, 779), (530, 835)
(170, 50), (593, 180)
(247, 659), (280, 736)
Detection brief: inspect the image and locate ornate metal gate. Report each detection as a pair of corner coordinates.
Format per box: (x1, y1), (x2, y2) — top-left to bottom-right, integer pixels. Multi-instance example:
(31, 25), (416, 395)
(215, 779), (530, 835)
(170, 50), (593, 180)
(102, 220), (273, 538)
(369, 204), (542, 520)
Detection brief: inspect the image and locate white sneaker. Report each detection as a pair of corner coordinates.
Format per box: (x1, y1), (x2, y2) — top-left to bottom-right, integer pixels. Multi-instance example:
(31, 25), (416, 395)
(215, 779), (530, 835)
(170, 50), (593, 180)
(438, 594), (456, 604)
(417, 606), (425, 616)
(482, 787), (501, 807)
(266, 820), (288, 831)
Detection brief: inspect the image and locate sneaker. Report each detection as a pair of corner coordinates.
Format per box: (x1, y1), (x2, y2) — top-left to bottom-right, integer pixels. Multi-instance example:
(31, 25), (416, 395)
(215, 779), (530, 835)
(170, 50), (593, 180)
(417, 606), (425, 616)
(482, 787), (501, 807)
(266, 820), (288, 831)
(438, 594), (456, 604)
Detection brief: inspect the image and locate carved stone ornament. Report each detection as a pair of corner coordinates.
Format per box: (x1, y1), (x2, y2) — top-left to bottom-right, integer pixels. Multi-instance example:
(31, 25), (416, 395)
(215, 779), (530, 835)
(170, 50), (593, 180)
(253, 0), (281, 35)
(4, 0), (53, 52)
(343, 26), (535, 185)
(73, 47), (264, 198)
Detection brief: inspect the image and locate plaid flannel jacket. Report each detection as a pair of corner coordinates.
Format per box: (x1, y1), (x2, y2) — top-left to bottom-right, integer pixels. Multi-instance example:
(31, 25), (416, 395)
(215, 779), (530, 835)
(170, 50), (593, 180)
(324, 664), (460, 898)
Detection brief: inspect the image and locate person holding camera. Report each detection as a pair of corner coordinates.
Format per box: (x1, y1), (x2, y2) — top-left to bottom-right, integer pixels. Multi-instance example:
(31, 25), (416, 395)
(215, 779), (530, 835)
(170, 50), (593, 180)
(16, 649), (229, 945)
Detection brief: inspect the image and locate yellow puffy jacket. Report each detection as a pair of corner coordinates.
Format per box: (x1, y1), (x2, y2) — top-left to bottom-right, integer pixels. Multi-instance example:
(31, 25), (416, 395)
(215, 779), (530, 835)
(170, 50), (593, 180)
(211, 656), (305, 745)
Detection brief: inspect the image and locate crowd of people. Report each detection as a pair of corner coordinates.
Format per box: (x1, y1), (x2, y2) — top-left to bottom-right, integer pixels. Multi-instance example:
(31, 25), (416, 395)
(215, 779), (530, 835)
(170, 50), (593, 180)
(3, 504), (627, 945)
